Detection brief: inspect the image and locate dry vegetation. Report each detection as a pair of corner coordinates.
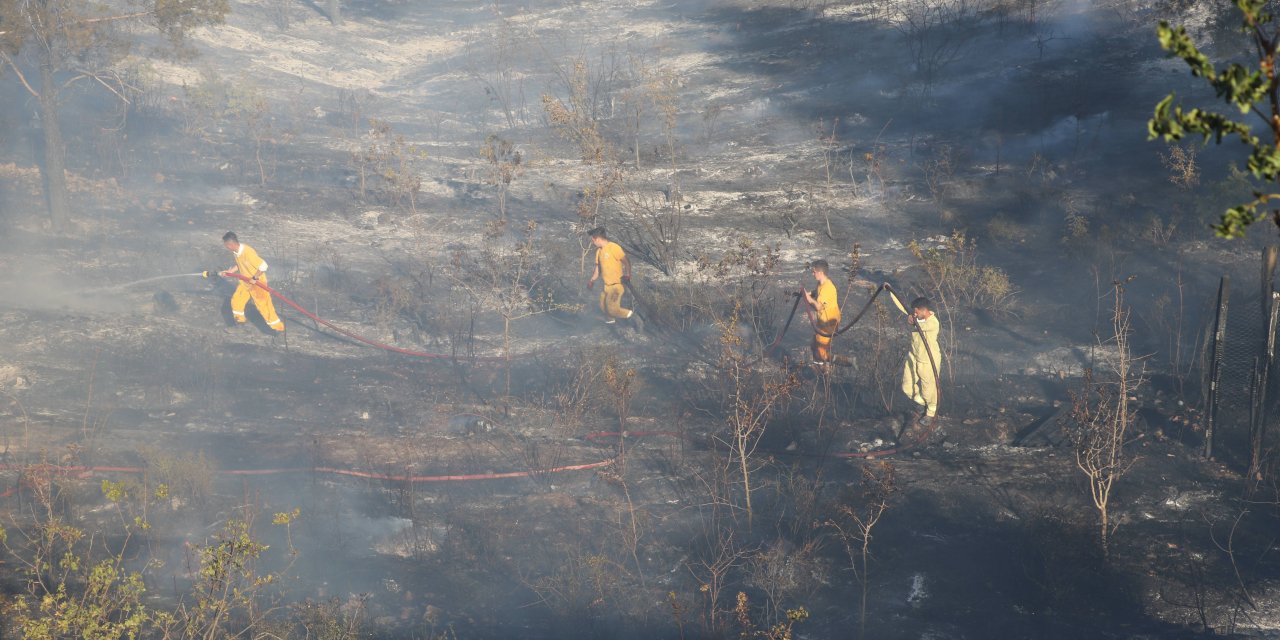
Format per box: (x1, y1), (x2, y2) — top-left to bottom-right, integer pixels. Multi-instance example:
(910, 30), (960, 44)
(0, 0), (1279, 637)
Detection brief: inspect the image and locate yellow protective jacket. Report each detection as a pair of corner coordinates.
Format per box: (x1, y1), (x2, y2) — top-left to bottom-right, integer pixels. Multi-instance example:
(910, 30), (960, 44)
(233, 243), (269, 280)
(815, 280), (840, 326)
(596, 241), (626, 285)
(891, 293), (941, 365)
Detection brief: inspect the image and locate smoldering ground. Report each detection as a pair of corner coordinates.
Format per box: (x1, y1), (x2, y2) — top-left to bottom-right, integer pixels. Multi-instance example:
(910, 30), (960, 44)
(1, 0), (1279, 637)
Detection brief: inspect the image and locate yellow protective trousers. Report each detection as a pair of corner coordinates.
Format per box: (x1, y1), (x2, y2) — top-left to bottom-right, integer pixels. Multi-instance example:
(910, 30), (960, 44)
(811, 320), (838, 362)
(902, 355), (938, 417)
(231, 277), (285, 331)
(600, 283), (632, 320)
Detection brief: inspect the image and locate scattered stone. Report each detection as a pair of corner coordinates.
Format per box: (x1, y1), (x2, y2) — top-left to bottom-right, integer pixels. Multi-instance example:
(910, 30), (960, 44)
(907, 573), (928, 608)
(448, 414), (493, 436)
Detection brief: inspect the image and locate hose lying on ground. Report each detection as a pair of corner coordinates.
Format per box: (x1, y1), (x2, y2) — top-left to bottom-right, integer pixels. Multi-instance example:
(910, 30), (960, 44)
(226, 273), (506, 362)
(0, 456), (617, 498)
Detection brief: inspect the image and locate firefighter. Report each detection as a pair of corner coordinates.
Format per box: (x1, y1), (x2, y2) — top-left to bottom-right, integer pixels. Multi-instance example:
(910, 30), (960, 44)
(889, 291), (940, 426)
(219, 231), (284, 332)
(803, 259), (840, 365)
(587, 227), (641, 329)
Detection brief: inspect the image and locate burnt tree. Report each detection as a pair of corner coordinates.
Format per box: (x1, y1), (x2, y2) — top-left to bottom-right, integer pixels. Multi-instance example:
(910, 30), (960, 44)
(0, 0), (229, 230)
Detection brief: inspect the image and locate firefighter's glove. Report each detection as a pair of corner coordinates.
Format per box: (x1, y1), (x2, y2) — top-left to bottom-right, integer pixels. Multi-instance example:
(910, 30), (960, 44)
(587, 279), (595, 291)
(621, 275), (631, 284)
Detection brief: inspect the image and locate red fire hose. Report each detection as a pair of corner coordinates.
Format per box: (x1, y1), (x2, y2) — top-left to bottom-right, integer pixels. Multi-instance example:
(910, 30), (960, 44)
(224, 273), (505, 362)
(0, 457), (617, 498)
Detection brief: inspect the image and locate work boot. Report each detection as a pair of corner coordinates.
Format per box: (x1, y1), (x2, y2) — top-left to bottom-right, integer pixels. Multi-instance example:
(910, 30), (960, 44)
(894, 411), (913, 443)
(919, 415), (934, 428)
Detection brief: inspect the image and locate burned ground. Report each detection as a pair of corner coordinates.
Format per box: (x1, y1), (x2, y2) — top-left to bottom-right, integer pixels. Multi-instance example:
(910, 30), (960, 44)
(2, 0), (1280, 637)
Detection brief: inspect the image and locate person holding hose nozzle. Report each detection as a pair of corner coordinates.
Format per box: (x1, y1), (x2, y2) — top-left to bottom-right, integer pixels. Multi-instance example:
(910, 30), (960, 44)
(888, 288), (940, 431)
(587, 227), (643, 331)
(219, 231), (284, 332)
(803, 259), (839, 367)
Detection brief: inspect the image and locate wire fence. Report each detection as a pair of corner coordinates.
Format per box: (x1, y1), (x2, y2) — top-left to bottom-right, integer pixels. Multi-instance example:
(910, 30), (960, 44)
(1205, 272), (1278, 464)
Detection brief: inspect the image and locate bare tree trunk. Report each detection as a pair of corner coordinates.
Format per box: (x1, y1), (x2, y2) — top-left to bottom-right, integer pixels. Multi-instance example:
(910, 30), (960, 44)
(38, 62), (71, 231)
(327, 0), (342, 25)
(737, 430), (752, 525)
(1100, 506), (1109, 557)
(859, 537), (870, 640)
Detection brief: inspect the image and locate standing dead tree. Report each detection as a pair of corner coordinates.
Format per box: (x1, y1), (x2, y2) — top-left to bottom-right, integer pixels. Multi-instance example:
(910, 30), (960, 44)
(481, 134), (523, 221)
(688, 528), (750, 637)
(542, 60), (613, 165)
(715, 304), (799, 526)
(0, 0), (230, 230)
(451, 222), (569, 401)
(613, 65), (687, 275)
(467, 14), (525, 130)
(352, 119), (427, 214)
(1068, 278), (1143, 557)
(891, 0), (981, 101)
(613, 189), (683, 275)
(825, 461), (896, 640)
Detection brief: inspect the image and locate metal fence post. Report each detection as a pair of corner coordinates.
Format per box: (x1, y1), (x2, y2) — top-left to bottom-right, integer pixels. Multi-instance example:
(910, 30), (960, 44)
(1205, 276), (1230, 460)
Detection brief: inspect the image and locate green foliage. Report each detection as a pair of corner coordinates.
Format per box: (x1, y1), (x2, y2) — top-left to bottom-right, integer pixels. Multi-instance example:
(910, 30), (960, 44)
(9, 561), (154, 640)
(1, 510), (295, 639)
(1150, 0), (1280, 237)
(733, 591), (809, 640)
(272, 507), (302, 525)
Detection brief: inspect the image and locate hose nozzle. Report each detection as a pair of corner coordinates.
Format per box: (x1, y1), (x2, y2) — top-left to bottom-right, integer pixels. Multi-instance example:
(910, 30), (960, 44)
(201, 270), (210, 278)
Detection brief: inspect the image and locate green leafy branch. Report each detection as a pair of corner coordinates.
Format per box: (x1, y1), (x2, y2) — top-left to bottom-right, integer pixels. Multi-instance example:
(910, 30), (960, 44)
(1149, 0), (1280, 238)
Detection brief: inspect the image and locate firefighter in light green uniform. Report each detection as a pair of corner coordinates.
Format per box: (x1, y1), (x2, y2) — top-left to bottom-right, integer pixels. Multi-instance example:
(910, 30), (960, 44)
(890, 291), (940, 426)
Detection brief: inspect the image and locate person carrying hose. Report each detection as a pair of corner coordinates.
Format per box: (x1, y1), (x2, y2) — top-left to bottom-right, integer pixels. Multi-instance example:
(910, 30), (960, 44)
(587, 227), (643, 331)
(220, 231), (284, 332)
(889, 290), (940, 427)
(803, 259), (840, 366)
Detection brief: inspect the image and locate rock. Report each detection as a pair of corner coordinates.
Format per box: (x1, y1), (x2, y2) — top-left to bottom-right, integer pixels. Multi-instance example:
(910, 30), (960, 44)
(359, 210), (382, 229)
(447, 414), (492, 436)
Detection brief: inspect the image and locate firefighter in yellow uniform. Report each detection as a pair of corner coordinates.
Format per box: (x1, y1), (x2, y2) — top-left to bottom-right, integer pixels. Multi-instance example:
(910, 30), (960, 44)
(889, 290), (940, 426)
(587, 227), (637, 326)
(803, 259), (840, 364)
(219, 231), (284, 332)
